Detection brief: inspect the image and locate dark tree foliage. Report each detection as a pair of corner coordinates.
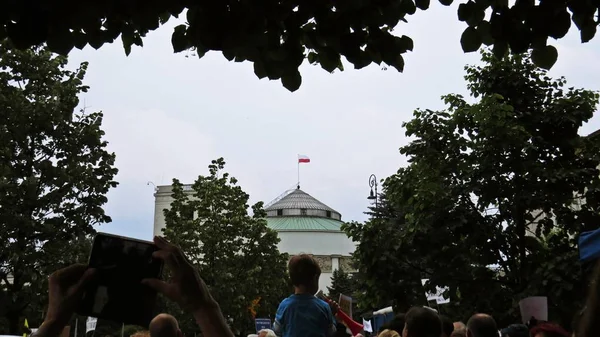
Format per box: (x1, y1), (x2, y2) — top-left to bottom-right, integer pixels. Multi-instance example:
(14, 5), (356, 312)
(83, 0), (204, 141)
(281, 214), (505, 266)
(161, 158), (289, 336)
(0, 40), (118, 334)
(381, 50), (600, 328)
(327, 268), (367, 321)
(0, 0), (593, 91)
(343, 194), (427, 314)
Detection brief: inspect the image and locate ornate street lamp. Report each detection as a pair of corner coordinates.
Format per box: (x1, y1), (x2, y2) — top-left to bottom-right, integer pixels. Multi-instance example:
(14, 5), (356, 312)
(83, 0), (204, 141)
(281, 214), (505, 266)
(367, 174), (378, 209)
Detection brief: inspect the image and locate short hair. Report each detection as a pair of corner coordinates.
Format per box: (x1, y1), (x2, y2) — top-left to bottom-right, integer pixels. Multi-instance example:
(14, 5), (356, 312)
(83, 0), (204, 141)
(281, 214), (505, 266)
(500, 324), (528, 337)
(405, 306), (442, 337)
(466, 314), (497, 337)
(380, 313), (406, 334)
(288, 254), (321, 287)
(378, 329), (401, 337)
(440, 315), (454, 337)
(149, 314), (179, 337)
(453, 322), (466, 333)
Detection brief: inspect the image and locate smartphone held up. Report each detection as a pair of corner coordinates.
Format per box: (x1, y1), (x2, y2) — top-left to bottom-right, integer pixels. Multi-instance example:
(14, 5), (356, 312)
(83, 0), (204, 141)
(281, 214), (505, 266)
(77, 233), (164, 326)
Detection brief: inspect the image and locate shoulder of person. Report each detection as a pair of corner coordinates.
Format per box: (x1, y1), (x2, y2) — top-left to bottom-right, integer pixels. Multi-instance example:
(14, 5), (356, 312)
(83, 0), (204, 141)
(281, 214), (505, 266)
(278, 296), (294, 307)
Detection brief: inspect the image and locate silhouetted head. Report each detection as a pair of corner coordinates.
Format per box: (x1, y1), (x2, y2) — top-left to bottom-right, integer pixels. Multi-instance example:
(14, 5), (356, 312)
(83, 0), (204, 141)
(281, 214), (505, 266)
(403, 306), (441, 337)
(466, 314), (497, 337)
(149, 314), (182, 337)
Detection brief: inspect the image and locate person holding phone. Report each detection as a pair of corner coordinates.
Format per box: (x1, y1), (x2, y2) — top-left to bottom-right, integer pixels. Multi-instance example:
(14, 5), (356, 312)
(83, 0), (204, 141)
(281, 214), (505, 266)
(34, 236), (233, 337)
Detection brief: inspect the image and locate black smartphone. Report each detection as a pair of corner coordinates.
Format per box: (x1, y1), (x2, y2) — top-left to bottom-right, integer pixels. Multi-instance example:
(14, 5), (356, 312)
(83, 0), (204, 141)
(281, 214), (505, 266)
(77, 233), (164, 326)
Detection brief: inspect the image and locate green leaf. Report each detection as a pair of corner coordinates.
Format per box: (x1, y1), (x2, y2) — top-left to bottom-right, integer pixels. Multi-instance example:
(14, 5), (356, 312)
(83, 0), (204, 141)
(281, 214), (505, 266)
(281, 71), (302, 92)
(46, 31), (75, 55)
(531, 45), (558, 70)
(172, 24), (188, 53)
(253, 61), (268, 79)
(439, 0), (453, 6)
(159, 12), (171, 24)
(492, 40), (508, 59)
(390, 55), (405, 72)
(549, 10), (571, 39)
(88, 33), (105, 50)
(460, 26), (482, 52)
(307, 52), (318, 64)
(222, 49), (235, 61)
(319, 49), (341, 73)
(581, 24), (597, 43)
(399, 0), (417, 15)
(458, 2), (473, 22)
(121, 33), (133, 56)
(399, 35), (414, 52)
(477, 21), (494, 45)
(415, 0), (431, 10)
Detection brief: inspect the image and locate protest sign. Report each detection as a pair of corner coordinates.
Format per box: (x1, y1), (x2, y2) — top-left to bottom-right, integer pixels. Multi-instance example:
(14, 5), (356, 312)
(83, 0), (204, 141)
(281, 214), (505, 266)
(254, 318), (271, 333)
(339, 294), (353, 317)
(519, 296), (548, 323)
(421, 279), (450, 305)
(86, 318), (97, 334)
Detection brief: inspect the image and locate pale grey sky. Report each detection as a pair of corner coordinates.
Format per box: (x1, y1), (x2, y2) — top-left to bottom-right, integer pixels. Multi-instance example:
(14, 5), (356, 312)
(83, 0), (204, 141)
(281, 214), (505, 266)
(66, 4), (600, 240)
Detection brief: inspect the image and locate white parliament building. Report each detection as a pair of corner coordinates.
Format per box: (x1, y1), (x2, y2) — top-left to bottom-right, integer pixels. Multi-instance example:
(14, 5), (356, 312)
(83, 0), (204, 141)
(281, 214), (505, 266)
(153, 185), (356, 292)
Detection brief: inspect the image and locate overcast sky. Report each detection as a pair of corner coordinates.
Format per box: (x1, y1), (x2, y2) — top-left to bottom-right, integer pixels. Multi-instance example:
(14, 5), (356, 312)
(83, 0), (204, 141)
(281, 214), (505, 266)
(67, 4), (600, 241)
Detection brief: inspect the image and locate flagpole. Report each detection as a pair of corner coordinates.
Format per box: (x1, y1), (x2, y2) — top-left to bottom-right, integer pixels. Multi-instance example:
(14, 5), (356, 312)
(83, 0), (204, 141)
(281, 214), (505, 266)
(297, 154), (300, 188)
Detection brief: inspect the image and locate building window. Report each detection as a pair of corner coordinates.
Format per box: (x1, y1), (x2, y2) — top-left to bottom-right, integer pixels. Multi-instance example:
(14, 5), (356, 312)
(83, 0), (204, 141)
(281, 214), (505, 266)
(326, 210), (332, 218)
(277, 209), (283, 216)
(300, 208), (307, 215)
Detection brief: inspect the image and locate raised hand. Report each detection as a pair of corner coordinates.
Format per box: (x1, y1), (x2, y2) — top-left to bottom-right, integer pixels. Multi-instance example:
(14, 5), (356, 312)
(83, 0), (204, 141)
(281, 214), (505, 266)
(142, 236), (214, 311)
(38, 264), (96, 337)
(142, 236), (233, 337)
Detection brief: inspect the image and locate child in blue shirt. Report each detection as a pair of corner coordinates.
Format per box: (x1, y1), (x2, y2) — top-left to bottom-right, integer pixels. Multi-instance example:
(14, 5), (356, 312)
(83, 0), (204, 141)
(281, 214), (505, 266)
(273, 254), (336, 337)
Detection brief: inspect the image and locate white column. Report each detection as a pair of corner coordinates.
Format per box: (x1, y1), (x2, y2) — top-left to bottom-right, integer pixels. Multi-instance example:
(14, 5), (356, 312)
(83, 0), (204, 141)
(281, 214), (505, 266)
(331, 255), (340, 271)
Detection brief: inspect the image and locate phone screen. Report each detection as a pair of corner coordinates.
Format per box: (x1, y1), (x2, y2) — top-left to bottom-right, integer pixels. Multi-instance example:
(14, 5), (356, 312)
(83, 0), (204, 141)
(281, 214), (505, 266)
(78, 233), (163, 326)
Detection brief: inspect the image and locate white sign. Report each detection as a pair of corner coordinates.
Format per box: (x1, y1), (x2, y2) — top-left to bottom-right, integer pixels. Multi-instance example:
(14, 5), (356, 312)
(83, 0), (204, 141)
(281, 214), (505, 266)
(519, 297), (548, 323)
(421, 279), (450, 304)
(362, 319), (373, 333)
(86, 318), (97, 334)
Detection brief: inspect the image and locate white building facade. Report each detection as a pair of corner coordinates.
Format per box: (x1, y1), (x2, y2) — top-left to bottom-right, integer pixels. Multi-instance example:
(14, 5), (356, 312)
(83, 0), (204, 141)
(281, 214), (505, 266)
(152, 185), (356, 293)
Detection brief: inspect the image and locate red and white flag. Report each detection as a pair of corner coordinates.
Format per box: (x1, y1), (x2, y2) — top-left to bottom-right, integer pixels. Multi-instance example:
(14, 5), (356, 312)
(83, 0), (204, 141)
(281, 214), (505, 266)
(298, 155), (310, 163)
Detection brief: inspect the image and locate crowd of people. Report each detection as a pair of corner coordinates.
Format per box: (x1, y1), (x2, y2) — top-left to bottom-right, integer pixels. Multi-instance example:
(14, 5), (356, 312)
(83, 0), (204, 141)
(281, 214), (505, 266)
(31, 236), (598, 337)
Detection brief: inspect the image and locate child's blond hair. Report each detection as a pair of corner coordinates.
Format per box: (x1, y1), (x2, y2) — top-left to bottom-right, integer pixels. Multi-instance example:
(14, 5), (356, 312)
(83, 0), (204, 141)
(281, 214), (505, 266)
(378, 329), (401, 337)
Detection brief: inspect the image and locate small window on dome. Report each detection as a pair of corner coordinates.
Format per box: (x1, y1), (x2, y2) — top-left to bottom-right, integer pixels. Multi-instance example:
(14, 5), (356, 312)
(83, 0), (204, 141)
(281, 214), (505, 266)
(300, 208), (307, 215)
(326, 210), (332, 218)
(277, 209), (283, 216)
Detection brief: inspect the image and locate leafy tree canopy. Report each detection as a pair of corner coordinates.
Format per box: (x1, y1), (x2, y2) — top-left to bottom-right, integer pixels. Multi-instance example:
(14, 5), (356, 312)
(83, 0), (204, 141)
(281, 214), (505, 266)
(0, 40), (118, 334)
(352, 50), (600, 327)
(161, 158), (289, 336)
(344, 195), (426, 314)
(1, 0), (594, 91)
